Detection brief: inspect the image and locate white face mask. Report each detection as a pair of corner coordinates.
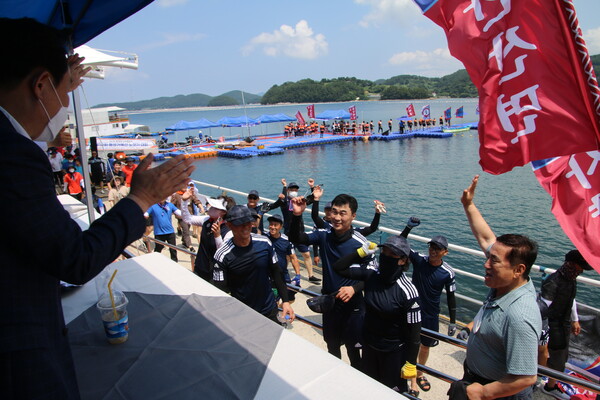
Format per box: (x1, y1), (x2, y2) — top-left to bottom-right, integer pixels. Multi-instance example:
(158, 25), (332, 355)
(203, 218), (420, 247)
(37, 80), (68, 142)
(288, 191), (298, 198)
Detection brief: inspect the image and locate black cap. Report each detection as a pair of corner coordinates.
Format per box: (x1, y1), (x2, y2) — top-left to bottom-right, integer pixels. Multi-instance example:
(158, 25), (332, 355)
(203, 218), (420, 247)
(429, 235), (448, 250)
(288, 182), (299, 189)
(565, 250), (592, 270)
(378, 236), (410, 257)
(225, 205), (259, 225)
(267, 214), (284, 224)
(324, 202), (332, 210)
(306, 293), (336, 313)
(248, 190), (259, 197)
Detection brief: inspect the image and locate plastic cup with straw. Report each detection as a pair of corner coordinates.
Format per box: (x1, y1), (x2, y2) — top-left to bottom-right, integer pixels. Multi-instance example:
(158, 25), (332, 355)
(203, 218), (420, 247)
(96, 269), (129, 344)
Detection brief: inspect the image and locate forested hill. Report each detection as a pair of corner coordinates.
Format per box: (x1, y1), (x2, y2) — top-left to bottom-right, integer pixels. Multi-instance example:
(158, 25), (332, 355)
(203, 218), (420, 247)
(94, 90), (262, 110)
(97, 57), (600, 109)
(259, 70), (478, 104)
(260, 56), (600, 104)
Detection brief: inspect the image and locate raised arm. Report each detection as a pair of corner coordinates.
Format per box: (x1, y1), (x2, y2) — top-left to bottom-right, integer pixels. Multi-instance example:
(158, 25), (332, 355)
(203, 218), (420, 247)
(310, 185), (325, 228)
(400, 217), (420, 238)
(288, 197), (311, 245)
(461, 175), (496, 252)
(356, 200), (383, 236)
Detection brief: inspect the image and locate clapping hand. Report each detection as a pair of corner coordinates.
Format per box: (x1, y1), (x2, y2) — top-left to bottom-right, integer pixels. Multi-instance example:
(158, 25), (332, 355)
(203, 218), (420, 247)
(128, 154), (195, 212)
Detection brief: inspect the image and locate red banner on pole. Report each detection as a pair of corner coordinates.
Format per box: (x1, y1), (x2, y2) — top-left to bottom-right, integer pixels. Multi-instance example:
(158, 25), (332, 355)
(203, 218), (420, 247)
(417, 0), (600, 174)
(295, 111), (305, 125)
(307, 104), (315, 119)
(406, 103), (416, 118)
(533, 152), (600, 272)
(349, 106), (357, 120)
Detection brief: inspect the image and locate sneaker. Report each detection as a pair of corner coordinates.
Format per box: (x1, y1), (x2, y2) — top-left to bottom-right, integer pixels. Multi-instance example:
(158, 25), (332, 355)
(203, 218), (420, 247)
(541, 384), (570, 400)
(308, 276), (322, 283)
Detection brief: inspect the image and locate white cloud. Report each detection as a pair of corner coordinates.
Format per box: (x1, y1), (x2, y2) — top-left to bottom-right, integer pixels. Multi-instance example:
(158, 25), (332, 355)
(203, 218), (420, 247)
(243, 20), (328, 60)
(156, 0), (188, 7)
(388, 48), (464, 76)
(584, 27), (600, 55)
(137, 33), (206, 52)
(101, 67), (150, 82)
(355, 0), (421, 27)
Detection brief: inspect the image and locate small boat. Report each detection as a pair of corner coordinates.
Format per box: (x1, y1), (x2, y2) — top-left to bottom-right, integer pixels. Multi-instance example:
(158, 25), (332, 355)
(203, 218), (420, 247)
(442, 125), (471, 134)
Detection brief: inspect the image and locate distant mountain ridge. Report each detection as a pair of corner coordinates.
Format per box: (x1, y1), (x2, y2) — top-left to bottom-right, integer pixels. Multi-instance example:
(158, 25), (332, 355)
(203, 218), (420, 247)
(94, 91), (262, 111)
(97, 57), (600, 110)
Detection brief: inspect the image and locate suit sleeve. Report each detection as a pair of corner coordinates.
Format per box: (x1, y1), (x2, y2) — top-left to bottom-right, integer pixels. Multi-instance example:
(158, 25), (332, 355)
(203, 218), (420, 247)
(3, 138), (145, 285)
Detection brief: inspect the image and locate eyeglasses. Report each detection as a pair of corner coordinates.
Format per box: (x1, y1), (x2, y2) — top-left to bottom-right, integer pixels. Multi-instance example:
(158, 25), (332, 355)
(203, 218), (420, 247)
(248, 196), (258, 200)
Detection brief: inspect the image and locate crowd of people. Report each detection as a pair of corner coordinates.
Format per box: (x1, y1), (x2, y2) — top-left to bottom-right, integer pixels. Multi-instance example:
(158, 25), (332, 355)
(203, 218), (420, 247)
(3, 17), (594, 400)
(102, 169), (592, 400)
(283, 116), (451, 138)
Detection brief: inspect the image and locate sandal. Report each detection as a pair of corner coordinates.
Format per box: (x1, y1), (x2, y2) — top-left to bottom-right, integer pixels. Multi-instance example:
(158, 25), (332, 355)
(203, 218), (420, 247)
(407, 389), (420, 398)
(416, 376), (431, 392)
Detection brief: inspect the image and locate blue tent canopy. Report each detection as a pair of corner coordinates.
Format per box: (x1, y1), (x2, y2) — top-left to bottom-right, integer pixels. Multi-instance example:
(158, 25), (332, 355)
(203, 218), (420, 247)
(217, 116), (260, 127)
(256, 113), (295, 123)
(165, 118), (219, 131)
(0, 0), (155, 48)
(315, 110), (351, 120)
(396, 116), (412, 121)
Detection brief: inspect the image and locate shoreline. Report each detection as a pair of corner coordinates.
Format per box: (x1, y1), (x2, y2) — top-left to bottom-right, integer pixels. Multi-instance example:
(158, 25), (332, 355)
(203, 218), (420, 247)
(122, 98), (480, 115)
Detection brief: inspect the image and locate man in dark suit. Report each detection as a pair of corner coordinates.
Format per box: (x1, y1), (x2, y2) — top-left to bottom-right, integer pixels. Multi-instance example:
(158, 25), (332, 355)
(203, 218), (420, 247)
(0, 18), (195, 399)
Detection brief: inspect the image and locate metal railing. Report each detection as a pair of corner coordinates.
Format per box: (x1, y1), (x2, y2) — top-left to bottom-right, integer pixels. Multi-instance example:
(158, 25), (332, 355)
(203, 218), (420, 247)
(190, 180), (600, 312)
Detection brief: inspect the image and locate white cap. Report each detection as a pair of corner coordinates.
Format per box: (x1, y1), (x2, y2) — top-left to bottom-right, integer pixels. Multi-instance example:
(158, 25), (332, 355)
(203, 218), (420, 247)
(207, 198), (226, 211)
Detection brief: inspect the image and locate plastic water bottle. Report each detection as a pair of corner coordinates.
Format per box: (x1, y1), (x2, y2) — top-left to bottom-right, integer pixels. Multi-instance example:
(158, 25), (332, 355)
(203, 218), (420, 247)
(277, 312), (291, 329)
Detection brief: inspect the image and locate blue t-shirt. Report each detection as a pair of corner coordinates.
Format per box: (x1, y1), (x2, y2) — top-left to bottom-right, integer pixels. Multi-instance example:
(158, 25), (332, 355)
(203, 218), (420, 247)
(265, 232), (295, 282)
(213, 234), (279, 315)
(146, 202), (178, 235)
(409, 250), (456, 318)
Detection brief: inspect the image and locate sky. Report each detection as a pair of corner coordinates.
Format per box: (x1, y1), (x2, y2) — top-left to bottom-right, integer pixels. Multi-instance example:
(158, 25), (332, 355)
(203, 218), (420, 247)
(81, 0), (600, 106)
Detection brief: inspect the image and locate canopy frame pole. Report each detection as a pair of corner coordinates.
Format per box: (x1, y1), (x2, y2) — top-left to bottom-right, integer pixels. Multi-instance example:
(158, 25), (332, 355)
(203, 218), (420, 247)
(67, 44), (96, 225)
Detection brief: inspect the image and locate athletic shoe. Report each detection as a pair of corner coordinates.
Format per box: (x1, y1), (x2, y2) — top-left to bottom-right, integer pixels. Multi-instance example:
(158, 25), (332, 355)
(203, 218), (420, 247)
(541, 384), (570, 400)
(308, 276), (322, 283)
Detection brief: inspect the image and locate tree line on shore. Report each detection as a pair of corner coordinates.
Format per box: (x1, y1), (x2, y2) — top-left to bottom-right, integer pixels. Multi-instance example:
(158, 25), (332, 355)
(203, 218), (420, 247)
(95, 55), (600, 110)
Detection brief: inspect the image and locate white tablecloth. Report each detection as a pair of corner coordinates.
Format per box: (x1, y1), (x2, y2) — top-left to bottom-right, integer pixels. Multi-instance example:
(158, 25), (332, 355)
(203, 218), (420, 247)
(62, 253), (403, 399)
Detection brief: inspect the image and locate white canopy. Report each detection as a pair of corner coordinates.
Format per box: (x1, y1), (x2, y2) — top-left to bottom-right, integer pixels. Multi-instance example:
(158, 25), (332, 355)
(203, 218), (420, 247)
(74, 45), (139, 79)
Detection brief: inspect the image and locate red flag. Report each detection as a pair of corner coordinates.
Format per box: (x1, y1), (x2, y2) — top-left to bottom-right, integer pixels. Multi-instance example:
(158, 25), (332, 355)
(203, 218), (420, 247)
(406, 103), (416, 117)
(295, 111), (305, 125)
(533, 152), (600, 272)
(418, 0), (600, 174)
(307, 104), (315, 119)
(349, 106), (357, 121)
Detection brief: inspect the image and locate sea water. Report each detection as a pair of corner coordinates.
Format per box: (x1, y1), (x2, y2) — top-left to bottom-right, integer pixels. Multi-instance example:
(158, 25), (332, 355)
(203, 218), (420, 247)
(126, 99), (599, 314)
